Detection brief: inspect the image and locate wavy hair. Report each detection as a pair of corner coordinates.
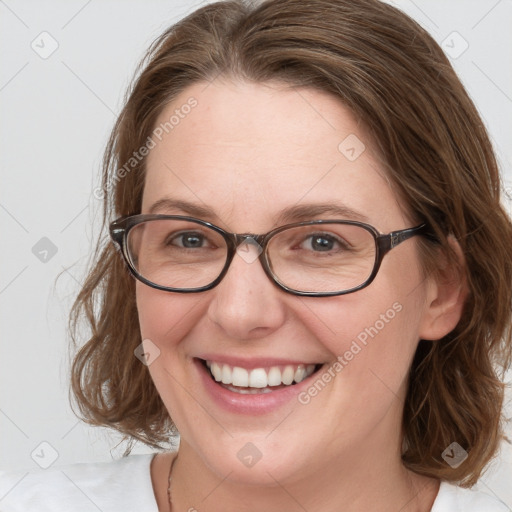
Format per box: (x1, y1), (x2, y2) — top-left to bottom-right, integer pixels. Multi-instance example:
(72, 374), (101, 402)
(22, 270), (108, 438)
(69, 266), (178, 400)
(69, 0), (512, 486)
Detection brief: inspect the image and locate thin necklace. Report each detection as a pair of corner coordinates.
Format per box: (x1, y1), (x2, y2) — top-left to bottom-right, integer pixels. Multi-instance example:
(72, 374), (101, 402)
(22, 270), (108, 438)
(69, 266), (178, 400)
(167, 454), (178, 511)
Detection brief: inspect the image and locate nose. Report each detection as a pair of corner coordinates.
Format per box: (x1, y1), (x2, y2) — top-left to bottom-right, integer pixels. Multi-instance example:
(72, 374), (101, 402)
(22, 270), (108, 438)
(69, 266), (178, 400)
(206, 240), (287, 340)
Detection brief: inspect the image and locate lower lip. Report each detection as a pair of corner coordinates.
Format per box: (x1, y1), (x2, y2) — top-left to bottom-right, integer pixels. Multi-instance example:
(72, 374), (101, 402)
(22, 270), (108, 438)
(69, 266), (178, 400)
(194, 359), (322, 415)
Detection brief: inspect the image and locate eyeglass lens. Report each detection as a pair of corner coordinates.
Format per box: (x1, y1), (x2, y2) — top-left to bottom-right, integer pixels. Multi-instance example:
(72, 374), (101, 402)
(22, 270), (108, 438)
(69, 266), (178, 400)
(126, 219), (377, 293)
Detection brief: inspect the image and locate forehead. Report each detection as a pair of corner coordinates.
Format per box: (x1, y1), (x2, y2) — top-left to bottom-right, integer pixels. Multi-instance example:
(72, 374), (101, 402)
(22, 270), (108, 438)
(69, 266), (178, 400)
(142, 79), (404, 232)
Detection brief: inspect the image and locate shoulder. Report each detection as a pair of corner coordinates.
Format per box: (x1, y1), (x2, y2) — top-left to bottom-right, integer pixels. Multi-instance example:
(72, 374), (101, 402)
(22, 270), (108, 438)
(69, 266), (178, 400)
(432, 481), (511, 512)
(0, 453), (158, 512)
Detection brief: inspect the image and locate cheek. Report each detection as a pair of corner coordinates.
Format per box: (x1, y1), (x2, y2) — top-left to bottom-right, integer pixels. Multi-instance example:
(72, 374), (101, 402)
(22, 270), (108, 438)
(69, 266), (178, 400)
(135, 283), (207, 427)
(301, 293), (416, 372)
(300, 258), (426, 395)
(136, 283), (203, 348)
(135, 283), (208, 405)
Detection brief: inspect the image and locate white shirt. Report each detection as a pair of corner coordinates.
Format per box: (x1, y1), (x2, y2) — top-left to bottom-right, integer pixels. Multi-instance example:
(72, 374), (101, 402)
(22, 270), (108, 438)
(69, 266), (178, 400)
(0, 453), (509, 511)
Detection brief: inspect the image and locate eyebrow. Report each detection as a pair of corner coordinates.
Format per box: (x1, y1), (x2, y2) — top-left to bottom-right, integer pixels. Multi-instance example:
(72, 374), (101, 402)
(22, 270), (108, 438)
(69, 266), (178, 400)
(275, 203), (370, 224)
(148, 198), (370, 225)
(149, 198), (216, 218)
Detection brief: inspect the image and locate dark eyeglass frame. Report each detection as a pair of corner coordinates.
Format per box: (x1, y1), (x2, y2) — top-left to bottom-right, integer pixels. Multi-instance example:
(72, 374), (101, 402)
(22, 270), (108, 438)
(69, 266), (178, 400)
(109, 214), (432, 297)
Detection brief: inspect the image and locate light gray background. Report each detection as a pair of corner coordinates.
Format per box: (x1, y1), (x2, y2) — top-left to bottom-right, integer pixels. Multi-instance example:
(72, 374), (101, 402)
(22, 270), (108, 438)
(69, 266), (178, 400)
(1, 0), (511, 507)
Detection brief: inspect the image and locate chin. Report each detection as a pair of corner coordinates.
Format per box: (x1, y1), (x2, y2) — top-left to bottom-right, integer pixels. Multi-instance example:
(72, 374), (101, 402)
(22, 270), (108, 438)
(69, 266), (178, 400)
(191, 433), (310, 487)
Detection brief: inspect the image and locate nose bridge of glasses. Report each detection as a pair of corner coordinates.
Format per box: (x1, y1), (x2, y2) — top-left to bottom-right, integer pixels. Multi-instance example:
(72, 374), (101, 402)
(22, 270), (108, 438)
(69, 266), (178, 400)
(233, 233), (266, 249)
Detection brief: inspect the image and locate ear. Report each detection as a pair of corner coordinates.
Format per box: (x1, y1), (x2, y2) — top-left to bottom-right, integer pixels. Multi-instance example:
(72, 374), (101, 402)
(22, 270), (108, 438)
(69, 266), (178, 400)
(418, 235), (468, 341)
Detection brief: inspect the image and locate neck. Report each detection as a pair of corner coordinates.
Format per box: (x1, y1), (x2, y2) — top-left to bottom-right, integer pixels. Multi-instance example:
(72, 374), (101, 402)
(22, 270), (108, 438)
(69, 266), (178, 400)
(167, 438), (439, 512)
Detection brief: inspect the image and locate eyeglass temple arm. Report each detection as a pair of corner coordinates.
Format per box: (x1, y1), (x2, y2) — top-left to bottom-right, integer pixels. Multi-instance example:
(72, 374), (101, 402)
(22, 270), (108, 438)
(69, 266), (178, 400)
(377, 223), (432, 253)
(109, 217), (130, 247)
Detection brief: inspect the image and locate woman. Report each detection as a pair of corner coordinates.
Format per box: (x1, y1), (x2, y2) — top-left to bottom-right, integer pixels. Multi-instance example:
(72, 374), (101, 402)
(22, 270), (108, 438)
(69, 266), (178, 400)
(1, 0), (511, 510)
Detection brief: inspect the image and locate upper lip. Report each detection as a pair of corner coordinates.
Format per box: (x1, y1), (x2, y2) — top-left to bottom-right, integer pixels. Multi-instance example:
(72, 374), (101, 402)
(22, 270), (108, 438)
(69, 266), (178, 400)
(196, 355), (324, 369)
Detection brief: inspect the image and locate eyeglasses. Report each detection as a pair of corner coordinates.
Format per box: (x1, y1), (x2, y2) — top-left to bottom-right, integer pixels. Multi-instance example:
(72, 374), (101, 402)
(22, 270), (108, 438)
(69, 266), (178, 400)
(109, 214), (430, 297)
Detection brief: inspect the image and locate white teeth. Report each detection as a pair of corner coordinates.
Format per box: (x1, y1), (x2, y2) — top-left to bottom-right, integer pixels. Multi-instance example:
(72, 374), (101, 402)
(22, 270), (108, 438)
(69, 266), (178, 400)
(211, 362), (222, 382)
(205, 361), (318, 389)
(232, 366), (249, 387)
(248, 368), (268, 388)
(224, 385), (274, 394)
(282, 365), (295, 385)
(221, 364), (231, 384)
(267, 367), (282, 386)
(294, 365), (306, 383)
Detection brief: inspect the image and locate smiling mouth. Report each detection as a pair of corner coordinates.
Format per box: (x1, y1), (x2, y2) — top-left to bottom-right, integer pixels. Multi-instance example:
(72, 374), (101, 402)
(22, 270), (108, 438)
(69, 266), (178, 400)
(200, 359), (323, 394)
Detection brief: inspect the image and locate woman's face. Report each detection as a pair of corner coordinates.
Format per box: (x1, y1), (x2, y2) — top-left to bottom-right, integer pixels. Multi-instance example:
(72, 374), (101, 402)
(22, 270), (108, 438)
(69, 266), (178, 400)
(137, 79), (433, 484)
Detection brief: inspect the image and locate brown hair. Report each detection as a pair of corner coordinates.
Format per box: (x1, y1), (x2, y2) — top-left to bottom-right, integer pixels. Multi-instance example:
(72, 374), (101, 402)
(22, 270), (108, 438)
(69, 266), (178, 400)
(70, 0), (512, 486)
